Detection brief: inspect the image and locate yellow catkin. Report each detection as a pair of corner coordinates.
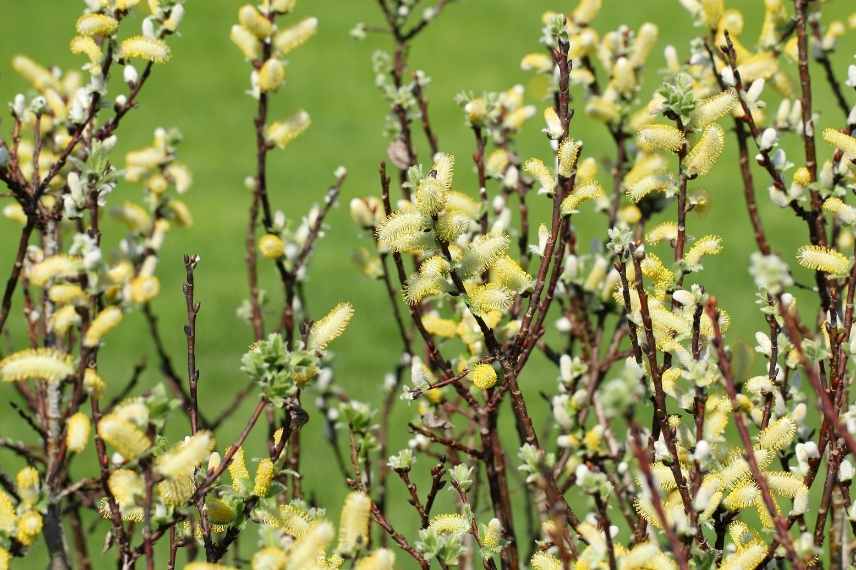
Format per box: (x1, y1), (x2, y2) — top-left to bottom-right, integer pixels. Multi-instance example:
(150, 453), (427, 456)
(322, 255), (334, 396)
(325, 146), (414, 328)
(524, 158), (556, 194)
(84, 306), (123, 347)
(11, 55), (56, 90)
(129, 275), (160, 304)
(558, 139), (581, 177)
(719, 541), (767, 570)
(428, 513), (469, 535)
(251, 547), (288, 570)
(16, 467), (39, 505)
(48, 283), (86, 305)
(531, 551), (562, 570)
(796, 245), (851, 276)
(685, 235), (723, 266)
(462, 234), (509, 277)
(573, 0), (602, 24)
(757, 417), (796, 451)
(120, 36), (171, 63)
(76, 14), (119, 37)
(274, 17), (318, 55)
(258, 59), (286, 92)
(238, 4), (273, 38)
(646, 222), (678, 244)
(490, 255), (533, 293)
(157, 476), (194, 506)
(637, 124), (685, 153)
(258, 234), (285, 259)
(108, 469), (144, 509)
(3, 203), (27, 225)
(83, 368), (106, 396)
(822, 128), (856, 156)
(468, 284), (513, 316)
(0, 490), (16, 534)
(265, 111), (311, 148)
(422, 313), (457, 338)
(98, 414), (151, 459)
(229, 447), (250, 493)
(230, 25), (260, 59)
(337, 492), (371, 554)
(308, 303), (355, 350)
(520, 53), (552, 73)
(70, 36), (102, 63)
(685, 125), (725, 177)
(561, 182), (604, 213)
(15, 511), (43, 546)
(253, 458), (274, 497)
(66, 412), (91, 453)
(354, 549), (396, 570)
(156, 431), (214, 479)
(737, 52), (778, 83)
(286, 521), (335, 570)
(626, 175), (670, 203)
(470, 363), (498, 390)
(0, 348), (74, 383)
(481, 518), (503, 551)
(691, 89), (737, 128)
(28, 255), (81, 287)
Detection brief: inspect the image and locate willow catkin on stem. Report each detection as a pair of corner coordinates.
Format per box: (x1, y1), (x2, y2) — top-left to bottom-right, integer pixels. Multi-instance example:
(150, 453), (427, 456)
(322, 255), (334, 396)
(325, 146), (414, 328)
(251, 547), (287, 570)
(531, 551), (562, 570)
(75, 14), (118, 37)
(231, 25), (261, 59)
(685, 125), (725, 177)
(97, 414), (151, 460)
(286, 521), (334, 570)
(253, 458), (274, 497)
(561, 182), (604, 214)
(308, 302), (354, 350)
(637, 124), (685, 153)
(119, 36), (171, 63)
(685, 235), (723, 266)
(461, 234), (509, 277)
(719, 541), (767, 570)
(84, 306), (123, 347)
(0, 349), (74, 383)
(28, 255), (81, 287)
(355, 549), (396, 570)
(156, 431), (214, 479)
(470, 363), (497, 390)
(70, 36), (102, 63)
(229, 447), (250, 494)
(258, 59), (286, 92)
(265, 111), (311, 149)
(822, 127), (856, 156)
(238, 4), (273, 38)
(796, 245), (851, 276)
(108, 469), (144, 510)
(691, 89), (737, 128)
(11, 55), (56, 90)
(337, 492), (371, 554)
(274, 18), (318, 55)
(66, 412), (91, 453)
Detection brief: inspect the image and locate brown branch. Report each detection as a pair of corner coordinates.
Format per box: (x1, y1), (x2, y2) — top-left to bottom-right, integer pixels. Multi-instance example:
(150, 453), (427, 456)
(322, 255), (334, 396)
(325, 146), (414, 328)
(0, 220), (34, 337)
(182, 255), (201, 434)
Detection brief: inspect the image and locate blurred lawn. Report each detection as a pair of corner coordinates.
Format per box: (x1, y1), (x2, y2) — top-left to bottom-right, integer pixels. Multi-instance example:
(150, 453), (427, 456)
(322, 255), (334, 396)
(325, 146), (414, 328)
(0, 1), (854, 567)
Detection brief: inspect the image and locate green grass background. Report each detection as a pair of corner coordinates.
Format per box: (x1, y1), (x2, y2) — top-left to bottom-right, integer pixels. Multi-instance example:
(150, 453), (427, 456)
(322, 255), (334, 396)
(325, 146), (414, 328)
(0, 0), (854, 567)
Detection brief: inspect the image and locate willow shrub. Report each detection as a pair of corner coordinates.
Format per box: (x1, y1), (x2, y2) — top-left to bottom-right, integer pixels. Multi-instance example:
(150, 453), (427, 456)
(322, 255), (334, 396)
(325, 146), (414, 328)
(2, 0), (856, 569)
